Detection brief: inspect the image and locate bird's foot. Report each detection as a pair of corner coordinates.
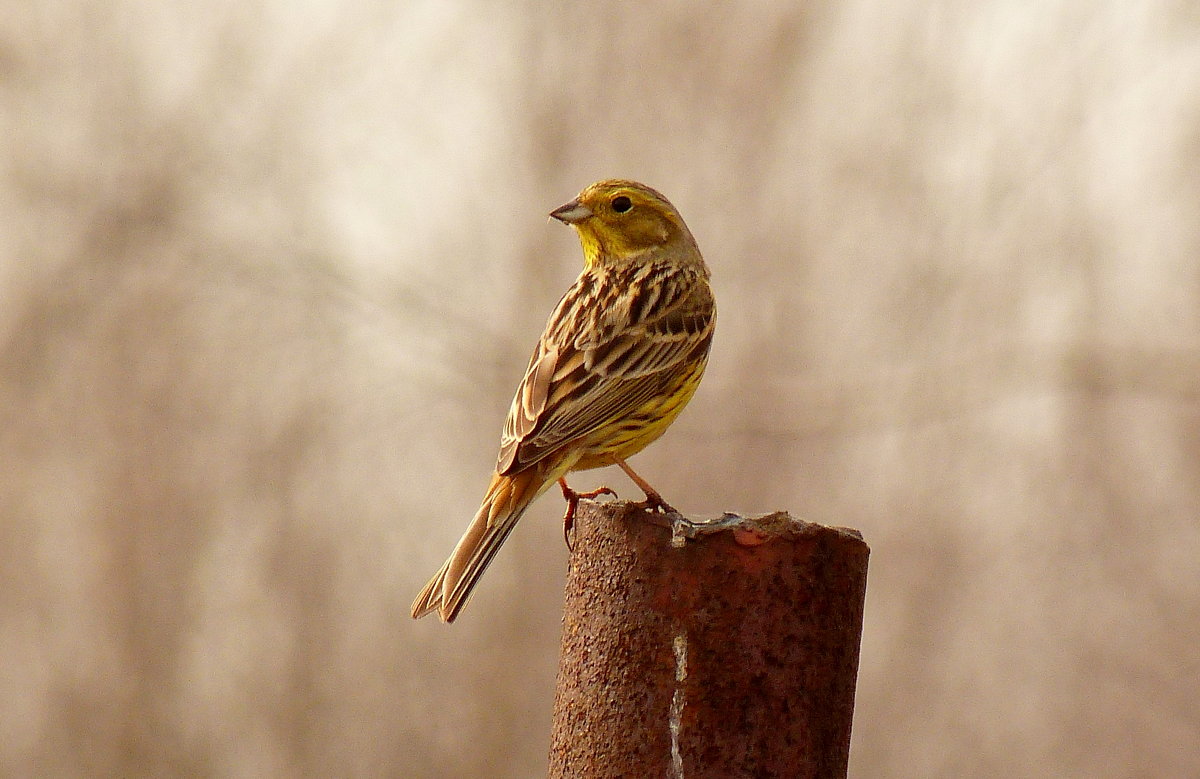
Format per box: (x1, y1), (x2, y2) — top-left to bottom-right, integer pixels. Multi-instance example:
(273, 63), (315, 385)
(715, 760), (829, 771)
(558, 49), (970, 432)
(559, 479), (617, 550)
(614, 459), (676, 515)
(635, 488), (677, 515)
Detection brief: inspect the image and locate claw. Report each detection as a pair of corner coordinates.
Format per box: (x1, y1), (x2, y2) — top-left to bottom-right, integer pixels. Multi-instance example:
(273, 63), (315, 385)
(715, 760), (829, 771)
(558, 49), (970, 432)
(636, 489), (677, 515)
(616, 459), (677, 515)
(559, 479), (617, 550)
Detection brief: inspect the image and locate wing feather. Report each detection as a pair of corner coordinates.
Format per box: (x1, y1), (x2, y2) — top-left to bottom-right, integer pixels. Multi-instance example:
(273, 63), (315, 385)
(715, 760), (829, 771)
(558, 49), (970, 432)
(496, 261), (714, 475)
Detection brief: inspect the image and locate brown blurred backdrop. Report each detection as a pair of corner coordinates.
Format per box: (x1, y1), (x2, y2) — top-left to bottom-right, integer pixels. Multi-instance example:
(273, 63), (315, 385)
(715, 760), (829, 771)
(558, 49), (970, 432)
(3, 1), (1199, 776)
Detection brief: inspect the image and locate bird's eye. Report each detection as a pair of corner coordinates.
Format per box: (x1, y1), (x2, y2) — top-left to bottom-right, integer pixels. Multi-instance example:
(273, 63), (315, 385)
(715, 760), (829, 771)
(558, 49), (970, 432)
(611, 195), (633, 213)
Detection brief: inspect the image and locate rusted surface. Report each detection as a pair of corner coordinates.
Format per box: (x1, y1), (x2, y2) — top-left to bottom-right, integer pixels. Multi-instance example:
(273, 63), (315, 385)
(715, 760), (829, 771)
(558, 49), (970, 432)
(548, 500), (869, 779)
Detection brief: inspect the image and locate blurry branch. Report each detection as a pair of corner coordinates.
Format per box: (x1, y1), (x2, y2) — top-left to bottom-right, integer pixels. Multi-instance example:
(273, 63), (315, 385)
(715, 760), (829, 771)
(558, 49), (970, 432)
(687, 343), (1200, 443)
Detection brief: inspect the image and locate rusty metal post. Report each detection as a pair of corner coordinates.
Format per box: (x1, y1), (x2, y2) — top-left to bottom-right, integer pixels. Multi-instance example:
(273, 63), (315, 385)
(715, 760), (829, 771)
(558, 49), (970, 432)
(548, 500), (869, 779)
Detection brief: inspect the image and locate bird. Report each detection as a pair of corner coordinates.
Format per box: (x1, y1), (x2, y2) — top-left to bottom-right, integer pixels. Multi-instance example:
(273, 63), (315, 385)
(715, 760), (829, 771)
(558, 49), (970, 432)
(410, 179), (715, 622)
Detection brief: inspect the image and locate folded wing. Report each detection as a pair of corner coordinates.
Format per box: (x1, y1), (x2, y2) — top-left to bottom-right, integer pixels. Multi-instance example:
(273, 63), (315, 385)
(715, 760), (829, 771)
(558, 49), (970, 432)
(497, 261), (714, 475)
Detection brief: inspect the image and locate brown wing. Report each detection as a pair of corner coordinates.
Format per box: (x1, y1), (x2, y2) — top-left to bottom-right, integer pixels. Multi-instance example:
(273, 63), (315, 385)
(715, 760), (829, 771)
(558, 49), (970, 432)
(497, 260), (714, 475)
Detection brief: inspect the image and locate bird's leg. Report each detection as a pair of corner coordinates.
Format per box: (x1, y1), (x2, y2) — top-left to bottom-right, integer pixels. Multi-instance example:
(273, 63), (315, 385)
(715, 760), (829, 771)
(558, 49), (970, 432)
(617, 459), (677, 514)
(558, 478), (617, 549)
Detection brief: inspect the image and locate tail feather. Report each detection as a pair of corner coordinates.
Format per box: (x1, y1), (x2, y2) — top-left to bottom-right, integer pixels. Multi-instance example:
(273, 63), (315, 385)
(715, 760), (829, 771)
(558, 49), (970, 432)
(411, 469), (542, 622)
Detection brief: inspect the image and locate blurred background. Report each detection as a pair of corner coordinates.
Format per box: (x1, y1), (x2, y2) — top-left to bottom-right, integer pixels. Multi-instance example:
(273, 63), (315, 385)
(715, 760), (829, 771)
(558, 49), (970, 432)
(3, 1), (1198, 776)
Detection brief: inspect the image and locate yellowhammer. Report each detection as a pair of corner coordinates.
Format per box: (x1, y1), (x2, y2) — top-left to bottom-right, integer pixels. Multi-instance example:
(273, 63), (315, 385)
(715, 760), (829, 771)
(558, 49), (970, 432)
(411, 179), (715, 622)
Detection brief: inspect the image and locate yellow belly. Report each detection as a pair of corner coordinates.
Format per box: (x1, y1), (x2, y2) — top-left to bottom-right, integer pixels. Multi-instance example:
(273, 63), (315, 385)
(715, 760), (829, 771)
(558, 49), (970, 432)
(569, 354), (708, 472)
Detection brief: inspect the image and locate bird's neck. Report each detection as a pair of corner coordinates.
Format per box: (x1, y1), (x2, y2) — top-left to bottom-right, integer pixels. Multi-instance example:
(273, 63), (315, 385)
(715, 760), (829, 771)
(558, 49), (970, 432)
(579, 236), (670, 271)
(577, 230), (604, 269)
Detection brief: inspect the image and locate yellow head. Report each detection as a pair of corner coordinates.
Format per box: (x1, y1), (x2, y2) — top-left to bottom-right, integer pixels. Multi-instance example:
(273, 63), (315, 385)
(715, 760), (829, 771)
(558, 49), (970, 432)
(550, 179), (699, 268)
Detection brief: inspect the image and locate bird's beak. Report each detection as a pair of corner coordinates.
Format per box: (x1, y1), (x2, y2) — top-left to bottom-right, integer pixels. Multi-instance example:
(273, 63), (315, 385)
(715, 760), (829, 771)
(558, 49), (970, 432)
(549, 199), (593, 224)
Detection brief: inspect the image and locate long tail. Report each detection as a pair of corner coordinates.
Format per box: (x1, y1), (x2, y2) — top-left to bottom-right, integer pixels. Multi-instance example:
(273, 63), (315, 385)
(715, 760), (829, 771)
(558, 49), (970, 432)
(411, 468), (545, 622)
